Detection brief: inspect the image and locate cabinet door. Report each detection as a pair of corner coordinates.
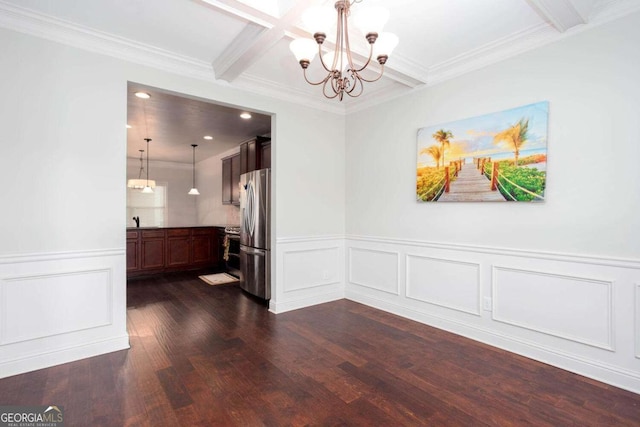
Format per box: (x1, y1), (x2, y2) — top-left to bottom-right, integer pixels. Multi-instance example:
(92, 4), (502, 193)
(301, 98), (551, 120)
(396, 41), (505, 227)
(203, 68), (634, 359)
(222, 157), (232, 204)
(231, 153), (241, 205)
(261, 142), (271, 169)
(239, 142), (248, 174)
(126, 231), (140, 272)
(166, 229), (191, 268)
(247, 139), (258, 171)
(192, 229), (212, 265)
(141, 231), (165, 270)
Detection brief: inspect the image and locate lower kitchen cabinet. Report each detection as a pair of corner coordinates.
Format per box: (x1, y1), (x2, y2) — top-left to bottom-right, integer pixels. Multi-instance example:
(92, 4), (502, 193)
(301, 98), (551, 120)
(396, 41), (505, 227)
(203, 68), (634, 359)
(126, 227), (220, 277)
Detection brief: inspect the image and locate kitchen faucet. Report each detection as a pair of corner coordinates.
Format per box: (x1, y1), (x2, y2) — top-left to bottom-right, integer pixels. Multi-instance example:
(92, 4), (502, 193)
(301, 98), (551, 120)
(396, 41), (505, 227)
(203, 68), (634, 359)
(133, 216), (140, 228)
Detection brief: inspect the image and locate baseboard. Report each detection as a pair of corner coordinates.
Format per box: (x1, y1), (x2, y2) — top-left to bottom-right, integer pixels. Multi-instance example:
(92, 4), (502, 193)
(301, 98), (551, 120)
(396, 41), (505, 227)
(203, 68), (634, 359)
(346, 289), (640, 394)
(0, 335), (130, 379)
(269, 290), (344, 314)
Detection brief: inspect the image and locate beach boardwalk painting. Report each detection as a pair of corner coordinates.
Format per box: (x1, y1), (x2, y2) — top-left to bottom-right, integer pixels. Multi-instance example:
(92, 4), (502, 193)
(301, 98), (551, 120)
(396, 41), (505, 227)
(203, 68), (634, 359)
(416, 101), (549, 202)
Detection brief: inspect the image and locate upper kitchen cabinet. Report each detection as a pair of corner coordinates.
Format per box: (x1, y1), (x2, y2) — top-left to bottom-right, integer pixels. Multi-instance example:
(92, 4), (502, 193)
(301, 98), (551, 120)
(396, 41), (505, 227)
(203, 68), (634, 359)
(222, 153), (241, 205)
(240, 136), (271, 174)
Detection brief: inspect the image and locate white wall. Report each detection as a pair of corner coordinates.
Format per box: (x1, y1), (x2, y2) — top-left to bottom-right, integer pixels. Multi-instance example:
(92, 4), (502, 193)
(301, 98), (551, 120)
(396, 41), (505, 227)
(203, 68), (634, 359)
(196, 147), (241, 227)
(0, 26), (346, 377)
(344, 12), (640, 393)
(126, 159), (198, 227)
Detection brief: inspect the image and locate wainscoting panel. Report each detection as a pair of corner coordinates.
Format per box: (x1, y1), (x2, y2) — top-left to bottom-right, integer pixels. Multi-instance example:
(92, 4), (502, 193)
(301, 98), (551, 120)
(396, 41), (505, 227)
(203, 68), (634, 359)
(493, 266), (613, 350)
(406, 255), (480, 315)
(1, 269), (112, 345)
(345, 235), (640, 394)
(349, 247), (399, 295)
(283, 247), (340, 293)
(272, 236), (345, 314)
(0, 249), (129, 378)
(636, 283), (640, 359)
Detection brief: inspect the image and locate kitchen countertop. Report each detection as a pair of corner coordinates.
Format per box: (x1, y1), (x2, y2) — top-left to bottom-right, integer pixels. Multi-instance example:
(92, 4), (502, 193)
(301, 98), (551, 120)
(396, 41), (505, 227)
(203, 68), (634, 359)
(127, 225), (239, 230)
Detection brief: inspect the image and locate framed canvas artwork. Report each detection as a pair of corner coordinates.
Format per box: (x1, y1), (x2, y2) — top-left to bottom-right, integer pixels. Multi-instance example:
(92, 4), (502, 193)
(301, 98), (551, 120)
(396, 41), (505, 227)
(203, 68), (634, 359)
(416, 101), (549, 202)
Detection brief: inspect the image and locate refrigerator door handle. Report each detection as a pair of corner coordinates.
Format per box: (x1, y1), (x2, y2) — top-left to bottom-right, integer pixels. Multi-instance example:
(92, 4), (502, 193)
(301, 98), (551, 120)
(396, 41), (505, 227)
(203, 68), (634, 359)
(244, 181), (256, 237)
(241, 246), (266, 256)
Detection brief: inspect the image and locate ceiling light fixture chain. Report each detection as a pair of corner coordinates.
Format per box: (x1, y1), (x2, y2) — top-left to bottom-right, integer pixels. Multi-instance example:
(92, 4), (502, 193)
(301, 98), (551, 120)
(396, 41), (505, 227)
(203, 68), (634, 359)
(290, 0), (398, 101)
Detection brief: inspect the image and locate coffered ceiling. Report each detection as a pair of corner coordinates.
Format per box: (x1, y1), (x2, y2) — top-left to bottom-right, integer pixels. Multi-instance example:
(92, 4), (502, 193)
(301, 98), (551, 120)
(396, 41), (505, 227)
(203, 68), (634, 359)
(1, 0), (638, 160)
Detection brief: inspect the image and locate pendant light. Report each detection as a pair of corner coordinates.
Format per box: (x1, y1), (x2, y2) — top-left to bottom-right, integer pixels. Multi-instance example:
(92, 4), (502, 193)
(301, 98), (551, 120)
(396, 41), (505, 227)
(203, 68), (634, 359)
(188, 144), (200, 195)
(142, 138), (154, 193)
(128, 149), (156, 189)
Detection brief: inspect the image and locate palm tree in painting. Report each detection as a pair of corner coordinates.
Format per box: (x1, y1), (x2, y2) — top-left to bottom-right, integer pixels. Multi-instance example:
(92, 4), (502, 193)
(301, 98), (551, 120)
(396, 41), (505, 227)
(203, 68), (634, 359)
(432, 129), (453, 168)
(493, 118), (530, 166)
(421, 145), (442, 169)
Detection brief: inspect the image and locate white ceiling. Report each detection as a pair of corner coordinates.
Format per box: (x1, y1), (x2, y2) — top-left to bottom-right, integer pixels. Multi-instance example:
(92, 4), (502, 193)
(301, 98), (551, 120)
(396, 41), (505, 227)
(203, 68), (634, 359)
(127, 83), (271, 163)
(2, 0), (639, 159)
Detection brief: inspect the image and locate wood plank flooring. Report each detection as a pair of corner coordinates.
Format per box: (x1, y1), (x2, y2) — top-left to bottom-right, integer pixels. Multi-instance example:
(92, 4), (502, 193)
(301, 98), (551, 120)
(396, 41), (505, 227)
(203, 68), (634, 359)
(1, 272), (639, 426)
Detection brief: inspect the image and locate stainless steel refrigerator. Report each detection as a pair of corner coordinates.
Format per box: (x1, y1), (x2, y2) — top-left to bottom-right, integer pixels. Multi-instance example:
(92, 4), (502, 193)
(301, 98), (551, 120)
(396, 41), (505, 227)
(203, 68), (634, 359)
(239, 168), (271, 300)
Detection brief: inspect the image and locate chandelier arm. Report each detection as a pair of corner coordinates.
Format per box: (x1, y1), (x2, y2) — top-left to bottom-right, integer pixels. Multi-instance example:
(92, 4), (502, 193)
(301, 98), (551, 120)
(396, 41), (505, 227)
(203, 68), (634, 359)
(356, 63), (385, 83)
(303, 68), (333, 86)
(351, 42), (376, 73)
(346, 73), (365, 98)
(322, 78), (341, 99)
(342, 8), (360, 75)
(317, 43), (332, 73)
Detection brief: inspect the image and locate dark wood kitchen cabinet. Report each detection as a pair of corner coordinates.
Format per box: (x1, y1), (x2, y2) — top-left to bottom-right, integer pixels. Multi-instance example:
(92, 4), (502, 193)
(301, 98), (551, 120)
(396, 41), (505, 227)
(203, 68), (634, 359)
(126, 231), (140, 272)
(239, 136), (271, 174)
(126, 227), (220, 278)
(222, 153), (241, 205)
(166, 228), (191, 268)
(140, 230), (165, 271)
(192, 228), (215, 266)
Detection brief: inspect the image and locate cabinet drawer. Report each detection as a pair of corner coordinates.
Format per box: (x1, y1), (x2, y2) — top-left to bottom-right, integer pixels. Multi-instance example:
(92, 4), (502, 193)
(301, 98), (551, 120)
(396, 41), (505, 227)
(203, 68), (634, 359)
(192, 228), (214, 236)
(126, 231), (138, 239)
(142, 230), (165, 239)
(167, 229), (190, 237)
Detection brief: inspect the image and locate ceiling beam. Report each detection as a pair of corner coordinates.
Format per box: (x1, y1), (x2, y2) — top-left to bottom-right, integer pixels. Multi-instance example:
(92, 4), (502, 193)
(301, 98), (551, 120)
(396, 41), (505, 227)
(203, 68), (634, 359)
(525, 0), (596, 32)
(202, 0), (424, 89)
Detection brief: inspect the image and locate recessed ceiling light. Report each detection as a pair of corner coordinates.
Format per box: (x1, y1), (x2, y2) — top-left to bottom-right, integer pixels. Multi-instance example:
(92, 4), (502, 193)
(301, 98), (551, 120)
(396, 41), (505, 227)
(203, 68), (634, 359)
(135, 92), (151, 99)
(126, 124), (132, 129)
(203, 136), (213, 140)
(240, 112), (252, 119)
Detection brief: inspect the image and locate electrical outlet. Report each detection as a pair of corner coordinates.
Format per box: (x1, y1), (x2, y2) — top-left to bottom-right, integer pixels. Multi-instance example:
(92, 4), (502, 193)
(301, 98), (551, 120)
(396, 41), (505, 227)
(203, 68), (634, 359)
(322, 270), (330, 280)
(483, 297), (492, 311)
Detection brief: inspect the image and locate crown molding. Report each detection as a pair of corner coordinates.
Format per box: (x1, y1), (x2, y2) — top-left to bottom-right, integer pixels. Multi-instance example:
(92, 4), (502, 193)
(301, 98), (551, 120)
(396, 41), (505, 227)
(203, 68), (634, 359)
(0, 1), (220, 82)
(234, 73), (346, 115)
(1, 0), (639, 116)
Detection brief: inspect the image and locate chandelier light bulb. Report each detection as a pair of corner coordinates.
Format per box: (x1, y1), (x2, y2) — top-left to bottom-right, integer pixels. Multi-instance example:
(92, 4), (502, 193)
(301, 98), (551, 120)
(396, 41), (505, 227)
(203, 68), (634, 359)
(290, 38), (318, 64)
(374, 32), (399, 58)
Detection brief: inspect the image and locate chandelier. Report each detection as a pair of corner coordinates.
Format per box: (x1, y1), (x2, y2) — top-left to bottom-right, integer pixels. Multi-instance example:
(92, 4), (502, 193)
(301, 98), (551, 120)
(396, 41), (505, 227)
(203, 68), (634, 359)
(289, 0), (398, 101)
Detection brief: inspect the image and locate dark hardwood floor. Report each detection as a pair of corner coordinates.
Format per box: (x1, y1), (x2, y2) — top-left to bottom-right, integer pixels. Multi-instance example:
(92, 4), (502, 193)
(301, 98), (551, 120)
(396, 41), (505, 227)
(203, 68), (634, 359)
(1, 272), (639, 426)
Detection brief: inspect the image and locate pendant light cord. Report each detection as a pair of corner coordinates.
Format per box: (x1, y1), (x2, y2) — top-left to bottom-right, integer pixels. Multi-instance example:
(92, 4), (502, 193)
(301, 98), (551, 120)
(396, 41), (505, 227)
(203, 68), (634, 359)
(192, 144), (197, 188)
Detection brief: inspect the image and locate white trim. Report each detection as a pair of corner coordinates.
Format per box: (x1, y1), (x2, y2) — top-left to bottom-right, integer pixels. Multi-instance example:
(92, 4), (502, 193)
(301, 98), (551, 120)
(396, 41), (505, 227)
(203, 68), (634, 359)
(492, 265), (615, 351)
(282, 246), (342, 293)
(348, 247), (400, 296)
(0, 335), (129, 380)
(277, 235), (345, 244)
(0, 248), (125, 264)
(269, 290), (344, 314)
(346, 234), (640, 269)
(0, 268), (114, 345)
(346, 288), (640, 395)
(2, 0), (639, 116)
(405, 254), (482, 316)
(636, 283), (640, 359)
